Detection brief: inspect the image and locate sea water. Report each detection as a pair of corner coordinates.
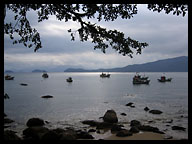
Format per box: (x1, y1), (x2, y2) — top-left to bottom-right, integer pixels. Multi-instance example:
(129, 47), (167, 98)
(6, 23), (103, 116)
(4, 72), (188, 139)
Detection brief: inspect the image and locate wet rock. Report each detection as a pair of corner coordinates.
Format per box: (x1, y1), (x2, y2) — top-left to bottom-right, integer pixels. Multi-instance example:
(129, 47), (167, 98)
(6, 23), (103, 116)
(88, 129), (96, 133)
(144, 107), (150, 111)
(172, 126), (186, 131)
(41, 130), (60, 140)
(23, 126), (49, 140)
(20, 83), (28, 86)
(81, 120), (99, 127)
(59, 129), (79, 140)
(41, 95), (53, 98)
(76, 130), (94, 139)
(149, 110), (163, 114)
(4, 130), (21, 140)
(96, 122), (113, 129)
(26, 118), (45, 127)
(130, 120), (141, 127)
(103, 109), (118, 123)
(138, 125), (164, 134)
(129, 126), (140, 133)
(116, 129), (132, 137)
(120, 113), (127, 116)
(4, 118), (14, 124)
(125, 102), (134, 106)
(111, 124), (124, 133)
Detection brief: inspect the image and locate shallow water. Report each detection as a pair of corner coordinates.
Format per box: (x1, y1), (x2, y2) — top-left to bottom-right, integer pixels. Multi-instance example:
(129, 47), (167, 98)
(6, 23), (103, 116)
(4, 72), (188, 139)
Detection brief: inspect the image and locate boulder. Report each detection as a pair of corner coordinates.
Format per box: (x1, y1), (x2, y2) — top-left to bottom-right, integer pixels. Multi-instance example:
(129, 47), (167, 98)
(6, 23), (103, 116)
(23, 126), (49, 140)
(41, 130), (60, 140)
(172, 126), (186, 131)
(111, 124), (124, 133)
(60, 129), (77, 140)
(96, 122), (114, 129)
(129, 126), (140, 133)
(26, 118), (45, 127)
(76, 130), (94, 139)
(4, 130), (21, 140)
(41, 95), (53, 98)
(103, 110), (118, 123)
(149, 110), (163, 114)
(138, 125), (164, 134)
(130, 120), (141, 127)
(116, 130), (132, 137)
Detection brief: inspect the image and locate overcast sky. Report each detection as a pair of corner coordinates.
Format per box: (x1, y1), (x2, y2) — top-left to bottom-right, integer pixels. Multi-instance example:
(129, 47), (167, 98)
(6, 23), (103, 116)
(4, 4), (188, 72)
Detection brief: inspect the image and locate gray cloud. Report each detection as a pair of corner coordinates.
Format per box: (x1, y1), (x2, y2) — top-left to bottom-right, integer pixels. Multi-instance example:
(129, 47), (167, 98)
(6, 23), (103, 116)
(4, 4), (188, 72)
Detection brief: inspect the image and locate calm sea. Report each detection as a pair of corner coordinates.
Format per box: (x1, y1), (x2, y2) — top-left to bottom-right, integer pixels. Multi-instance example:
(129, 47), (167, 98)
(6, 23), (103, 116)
(4, 72), (188, 139)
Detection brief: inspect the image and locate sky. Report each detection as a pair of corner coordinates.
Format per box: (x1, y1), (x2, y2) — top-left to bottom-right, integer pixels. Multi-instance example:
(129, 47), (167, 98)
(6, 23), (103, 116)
(4, 4), (188, 72)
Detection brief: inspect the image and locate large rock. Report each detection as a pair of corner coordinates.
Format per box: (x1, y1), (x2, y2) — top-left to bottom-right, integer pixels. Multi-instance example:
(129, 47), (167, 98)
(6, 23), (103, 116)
(26, 118), (45, 127)
(23, 126), (49, 140)
(149, 110), (163, 114)
(41, 130), (60, 140)
(103, 110), (118, 123)
(81, 120), (99, 127)
(130, 120), (141, 127)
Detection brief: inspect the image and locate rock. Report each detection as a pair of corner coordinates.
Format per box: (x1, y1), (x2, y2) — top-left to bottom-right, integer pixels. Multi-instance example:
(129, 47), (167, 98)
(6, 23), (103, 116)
(120, 113), (127, 116)
(88, 129), (96, 133)
(138, 125), (164, 134)
(111, 124), (124, 133)
(60, 129), (77, 140)
(129, 126), (140, 133)
(4, 93), (10, 99)
(41, 130), (60, 140)
(149, 110), (163, 114)
(26, 118), (45, 127)
(144, 107), (150, 111)
(4, 113), (7, 117)
(172, 126), (186, 131)
(23, 126), (49, 140)
(41, 95), (53, 98)
(4, 130), (21, 140)
(96, 122), (114, 129)
(125, 102), (134, 106)
(4, 118), (14, 124)
(130, 120), (141, 127)
(116, 130), (132, 137)
(103, 109), (118, 123)
(81, 120), (99, 127)
(76, 131), (94, 139)
(20, 83), (28, 86)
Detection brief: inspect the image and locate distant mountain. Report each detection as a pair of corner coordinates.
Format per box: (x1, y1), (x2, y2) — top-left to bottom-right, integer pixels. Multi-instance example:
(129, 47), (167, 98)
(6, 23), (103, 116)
(32, 69), (47, 72)
(65, 56), (188, 72)
(5, 70), (14, 73)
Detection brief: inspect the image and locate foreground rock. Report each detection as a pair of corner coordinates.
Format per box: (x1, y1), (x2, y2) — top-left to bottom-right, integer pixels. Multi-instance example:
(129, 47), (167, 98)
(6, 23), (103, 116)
(103, 109), (118, 123)
(26, 118), (45, 127)
(116, 129), (132, 137)
(41, 95), (54, 98)
(4, 130), (21, 140)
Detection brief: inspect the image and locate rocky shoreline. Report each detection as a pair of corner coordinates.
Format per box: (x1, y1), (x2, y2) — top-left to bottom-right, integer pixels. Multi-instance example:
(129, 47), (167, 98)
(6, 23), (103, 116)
(4, 108), (187, 140)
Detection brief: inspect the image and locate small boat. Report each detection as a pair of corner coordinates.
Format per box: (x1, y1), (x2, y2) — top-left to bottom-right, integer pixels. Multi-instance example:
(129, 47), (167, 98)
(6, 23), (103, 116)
(5, 75), (14, 80)
(133, 73), (150, 84)
(66, 77), (73, 82)
(158, 76), (172, 82)
(42, 72), (49, 78)
(100, 72), (110, 78)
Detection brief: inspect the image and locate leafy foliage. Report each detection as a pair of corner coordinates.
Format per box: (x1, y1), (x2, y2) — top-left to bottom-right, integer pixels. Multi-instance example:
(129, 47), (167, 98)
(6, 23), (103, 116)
(4, 4), (188, 57)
